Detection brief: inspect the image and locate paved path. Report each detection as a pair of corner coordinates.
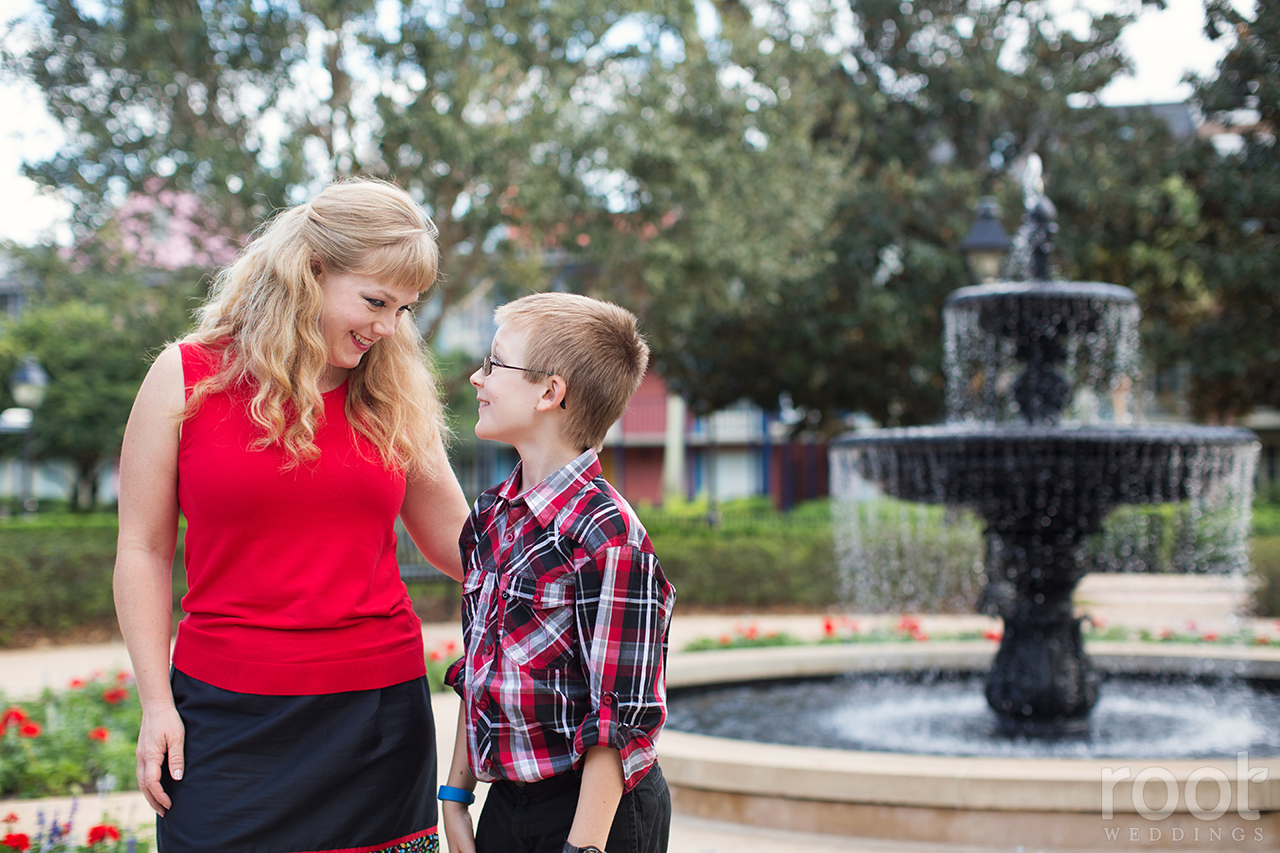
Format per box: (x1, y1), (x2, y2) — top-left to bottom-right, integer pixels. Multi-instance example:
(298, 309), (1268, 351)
(1, 573), (1270, 852)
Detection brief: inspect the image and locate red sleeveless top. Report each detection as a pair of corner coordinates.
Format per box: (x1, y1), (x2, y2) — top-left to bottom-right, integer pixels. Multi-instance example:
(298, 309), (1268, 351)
(172, 342), (426, 695)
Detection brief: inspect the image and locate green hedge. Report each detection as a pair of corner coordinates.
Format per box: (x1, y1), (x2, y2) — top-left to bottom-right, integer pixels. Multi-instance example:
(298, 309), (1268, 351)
(1250, 535), (1280, 617)
(3, 496), (1279, 645)
(0, 523), (120, 646)
(0, 517), (185, 647)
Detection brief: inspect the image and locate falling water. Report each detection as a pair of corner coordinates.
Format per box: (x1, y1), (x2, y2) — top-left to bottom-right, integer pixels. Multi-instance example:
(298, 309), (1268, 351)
(828, 172), (1260, 723)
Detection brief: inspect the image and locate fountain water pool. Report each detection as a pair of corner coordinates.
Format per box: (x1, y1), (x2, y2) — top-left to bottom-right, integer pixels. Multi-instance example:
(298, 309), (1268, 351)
(659, 641), (1280, 849)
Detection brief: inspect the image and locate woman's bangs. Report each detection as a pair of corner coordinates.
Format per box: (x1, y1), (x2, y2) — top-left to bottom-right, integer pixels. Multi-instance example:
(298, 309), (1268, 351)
(359, 237), (438, 295)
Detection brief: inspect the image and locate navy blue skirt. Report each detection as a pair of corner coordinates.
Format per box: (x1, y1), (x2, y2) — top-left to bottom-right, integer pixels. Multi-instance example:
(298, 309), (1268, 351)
(158, 669), (438, 853)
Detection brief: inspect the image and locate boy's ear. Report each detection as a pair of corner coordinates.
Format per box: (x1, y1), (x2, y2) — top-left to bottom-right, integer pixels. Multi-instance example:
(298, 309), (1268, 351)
(535, 376), (568, 412)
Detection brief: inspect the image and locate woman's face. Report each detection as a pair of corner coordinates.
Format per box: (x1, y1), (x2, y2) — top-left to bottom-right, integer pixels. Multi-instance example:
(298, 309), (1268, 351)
(317, 265), (420, 385)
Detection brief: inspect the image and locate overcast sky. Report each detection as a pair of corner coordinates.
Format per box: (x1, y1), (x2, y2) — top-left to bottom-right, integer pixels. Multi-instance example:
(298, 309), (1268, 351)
(0, 0), (1254, 247)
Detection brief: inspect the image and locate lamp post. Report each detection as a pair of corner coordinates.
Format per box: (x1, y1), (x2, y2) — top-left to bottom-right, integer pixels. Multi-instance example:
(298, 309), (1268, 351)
(961, 196), (1011, 284)
(9, 354), (48, 514)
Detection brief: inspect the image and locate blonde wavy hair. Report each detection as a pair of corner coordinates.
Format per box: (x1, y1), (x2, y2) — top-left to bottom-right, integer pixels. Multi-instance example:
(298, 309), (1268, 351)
(184, 177), (446, 477)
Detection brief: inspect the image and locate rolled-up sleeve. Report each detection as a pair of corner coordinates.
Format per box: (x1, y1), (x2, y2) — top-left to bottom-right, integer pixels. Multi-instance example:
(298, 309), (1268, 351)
(571, 543), (675, 790)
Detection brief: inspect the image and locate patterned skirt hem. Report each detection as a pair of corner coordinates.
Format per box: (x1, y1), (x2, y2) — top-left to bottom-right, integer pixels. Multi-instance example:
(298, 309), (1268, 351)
(289, 826), (438, 853)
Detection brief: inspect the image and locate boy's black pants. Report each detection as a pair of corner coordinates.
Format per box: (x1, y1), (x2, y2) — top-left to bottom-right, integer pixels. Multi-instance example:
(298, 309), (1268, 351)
(475, 762), (670, 853)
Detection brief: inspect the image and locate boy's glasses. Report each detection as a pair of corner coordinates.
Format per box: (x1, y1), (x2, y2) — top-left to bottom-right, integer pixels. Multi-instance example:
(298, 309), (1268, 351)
(481, 355), (567, 408)
(482, 354), (555, 377)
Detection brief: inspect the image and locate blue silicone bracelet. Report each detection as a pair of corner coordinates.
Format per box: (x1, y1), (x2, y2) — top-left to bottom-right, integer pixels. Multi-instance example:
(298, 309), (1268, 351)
(438, 785), (476, 805)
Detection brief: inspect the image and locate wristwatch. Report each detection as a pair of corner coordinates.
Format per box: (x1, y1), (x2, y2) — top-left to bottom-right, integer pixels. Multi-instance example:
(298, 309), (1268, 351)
(562, 844), (606, 853)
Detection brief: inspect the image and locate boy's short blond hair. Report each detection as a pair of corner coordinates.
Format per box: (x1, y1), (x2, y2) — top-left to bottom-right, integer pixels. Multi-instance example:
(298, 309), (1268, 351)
(494, 292), (649, 451)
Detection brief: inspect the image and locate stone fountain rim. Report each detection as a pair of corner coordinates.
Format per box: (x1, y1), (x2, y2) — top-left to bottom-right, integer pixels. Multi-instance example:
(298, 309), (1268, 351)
(829, 422), (1260, 447)
(944, 279), (1139, 306)
(662, 641), (1280, 820)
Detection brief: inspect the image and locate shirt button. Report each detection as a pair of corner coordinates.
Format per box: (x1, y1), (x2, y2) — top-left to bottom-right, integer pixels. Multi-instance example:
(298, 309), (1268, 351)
(602, 695), (613, 705)
(501, 591), (510, 600)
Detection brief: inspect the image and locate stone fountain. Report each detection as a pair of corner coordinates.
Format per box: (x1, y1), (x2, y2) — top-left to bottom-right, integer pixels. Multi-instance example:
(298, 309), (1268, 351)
(829, 162), (1259, 727)
(658, 165), (1277, 848)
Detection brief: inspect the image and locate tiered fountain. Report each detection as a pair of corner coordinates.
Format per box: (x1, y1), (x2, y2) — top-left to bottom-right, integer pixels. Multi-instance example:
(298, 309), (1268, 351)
(659, 165), (1278, 849)
(830, 162), (1259, 727)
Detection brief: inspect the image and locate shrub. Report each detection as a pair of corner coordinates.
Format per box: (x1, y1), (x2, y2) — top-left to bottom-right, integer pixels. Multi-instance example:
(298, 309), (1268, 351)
(1253, 502), (1280, 537)
(0, 518), (185, 647)
(1249, 536), (1280, 617)
(0, 672), (140, 800)
(0, 523), (120, 646)
(641, 497), (985, 614)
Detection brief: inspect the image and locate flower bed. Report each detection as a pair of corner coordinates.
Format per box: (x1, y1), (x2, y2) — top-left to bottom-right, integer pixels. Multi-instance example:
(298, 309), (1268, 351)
(1, 644), (461, 805)
(2, 806), (144, 852)
(1, 673), (140, 802)
(683, 615), (1280, 652)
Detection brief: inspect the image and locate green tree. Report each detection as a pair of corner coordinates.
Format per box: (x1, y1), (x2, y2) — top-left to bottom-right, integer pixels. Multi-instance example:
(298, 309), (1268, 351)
(0, 246), (199, 510)
(4, 0), (308, 238)
(579, 0), (1183, 430)
(4, 0), (718, 337)
(1182, 0), (1280, 419)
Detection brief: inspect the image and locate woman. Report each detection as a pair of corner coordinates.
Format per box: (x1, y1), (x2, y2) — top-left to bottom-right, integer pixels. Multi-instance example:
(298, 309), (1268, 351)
(113, 178), (469, 853)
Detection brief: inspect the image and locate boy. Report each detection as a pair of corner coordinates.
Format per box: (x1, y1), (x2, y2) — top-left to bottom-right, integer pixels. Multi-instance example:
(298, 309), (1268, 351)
(440, 293), (676, 853)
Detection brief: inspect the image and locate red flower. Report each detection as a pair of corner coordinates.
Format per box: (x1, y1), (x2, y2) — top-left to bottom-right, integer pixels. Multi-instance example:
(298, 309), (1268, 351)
(1, 707), (27, 729)
(0, 815), (15, 826)
(911, 629), (930, 642)
(102, 687), (129, 704)
(896, 616), (921, 633)
(1256, 636), (1272, 646)
(68, 679), (86, 689)
(86, 824), (121, 845)
(1, 832), (30, 851)
(87, 727), (110, 742)
(1202, 631), (1219, 642)
(17, 723), (41, 738)
(983, 629), (1003, 642)
(1159, 628), (1174, 640)
(115, 671), (132, 684)
(822, 616), (836, 637)
(428, 648), (446, 662)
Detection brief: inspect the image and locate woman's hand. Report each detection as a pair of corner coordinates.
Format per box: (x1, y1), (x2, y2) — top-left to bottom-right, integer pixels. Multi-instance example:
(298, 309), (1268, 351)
(136, 704), (185, 816)
(440, 800), (476, 853)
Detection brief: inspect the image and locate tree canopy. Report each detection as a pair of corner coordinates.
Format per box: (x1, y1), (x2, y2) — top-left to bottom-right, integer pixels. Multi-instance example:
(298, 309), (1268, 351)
(0, 245), (200, 509)
(1181, 0), (1280, 420)
(3, 0), (1277, 447)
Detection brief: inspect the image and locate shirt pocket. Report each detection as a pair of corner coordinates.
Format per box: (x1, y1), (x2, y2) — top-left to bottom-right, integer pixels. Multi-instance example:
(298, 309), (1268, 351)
(501, 572), (577, 671)
(460, 567), (491, 626)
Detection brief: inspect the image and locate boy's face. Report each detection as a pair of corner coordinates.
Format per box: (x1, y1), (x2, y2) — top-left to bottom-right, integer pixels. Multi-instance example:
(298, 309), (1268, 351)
(470, 324), (549, 445)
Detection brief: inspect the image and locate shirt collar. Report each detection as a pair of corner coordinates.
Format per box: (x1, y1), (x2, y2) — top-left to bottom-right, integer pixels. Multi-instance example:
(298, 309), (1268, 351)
(503, 449), (601, 528)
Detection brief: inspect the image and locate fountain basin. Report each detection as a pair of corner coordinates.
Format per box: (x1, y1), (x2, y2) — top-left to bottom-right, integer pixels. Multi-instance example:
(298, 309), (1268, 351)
(832, 423), (1259, 519)
(661, 643), (1280, 849)
(832, 424), (1259, 722)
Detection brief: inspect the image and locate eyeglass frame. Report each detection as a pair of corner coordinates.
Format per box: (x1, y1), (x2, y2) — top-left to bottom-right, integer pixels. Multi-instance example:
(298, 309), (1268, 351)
(481, 355), (566, 408)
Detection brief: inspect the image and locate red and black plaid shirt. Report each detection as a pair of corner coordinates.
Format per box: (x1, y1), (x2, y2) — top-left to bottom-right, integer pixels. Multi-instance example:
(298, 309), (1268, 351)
(444, 450), (675, 791)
